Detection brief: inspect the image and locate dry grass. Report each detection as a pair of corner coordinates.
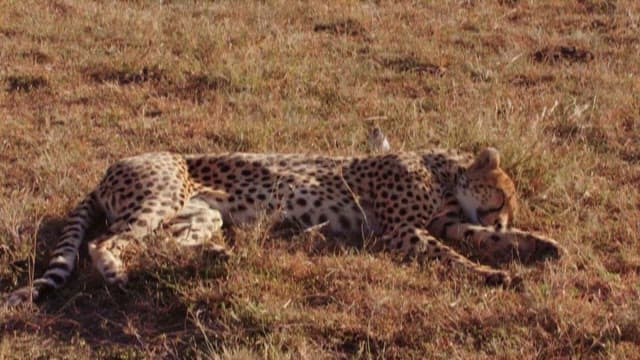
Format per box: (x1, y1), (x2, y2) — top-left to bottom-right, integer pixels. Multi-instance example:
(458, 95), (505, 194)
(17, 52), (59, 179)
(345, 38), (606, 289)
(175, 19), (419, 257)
(1, 0), (639, 358)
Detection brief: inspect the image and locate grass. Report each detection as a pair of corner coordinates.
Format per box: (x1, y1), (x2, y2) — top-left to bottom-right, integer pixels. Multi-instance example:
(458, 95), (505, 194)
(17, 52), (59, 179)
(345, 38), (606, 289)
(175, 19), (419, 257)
(1, 0), (639, 358)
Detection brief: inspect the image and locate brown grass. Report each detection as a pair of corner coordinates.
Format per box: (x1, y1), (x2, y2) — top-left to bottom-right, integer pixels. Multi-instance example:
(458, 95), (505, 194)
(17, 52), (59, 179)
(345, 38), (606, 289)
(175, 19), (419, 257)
(1, 0), (639, 358)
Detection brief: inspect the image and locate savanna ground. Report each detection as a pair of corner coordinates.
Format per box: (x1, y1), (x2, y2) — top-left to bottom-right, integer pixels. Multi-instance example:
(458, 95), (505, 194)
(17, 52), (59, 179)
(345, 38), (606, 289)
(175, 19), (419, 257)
(0, 0), (639, 358)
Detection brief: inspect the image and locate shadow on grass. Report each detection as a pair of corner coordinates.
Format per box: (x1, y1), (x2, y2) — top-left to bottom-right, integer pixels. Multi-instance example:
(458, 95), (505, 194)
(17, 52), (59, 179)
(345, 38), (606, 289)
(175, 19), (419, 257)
(1, 216), (230, 356)
(5, 74), (49, 92)
(2, 209), (563, 356)
(532, 45), (594, 64)
(1, 212), (372, 354)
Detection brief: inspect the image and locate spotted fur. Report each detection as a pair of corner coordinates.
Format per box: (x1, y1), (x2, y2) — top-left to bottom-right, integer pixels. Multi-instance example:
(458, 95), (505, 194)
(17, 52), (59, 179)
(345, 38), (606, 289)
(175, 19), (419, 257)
(6, 148), (562, 306)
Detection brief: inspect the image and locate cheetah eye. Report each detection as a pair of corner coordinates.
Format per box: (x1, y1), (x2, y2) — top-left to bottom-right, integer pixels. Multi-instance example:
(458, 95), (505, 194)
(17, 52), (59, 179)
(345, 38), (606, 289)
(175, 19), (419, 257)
(494, 221), (502, 231)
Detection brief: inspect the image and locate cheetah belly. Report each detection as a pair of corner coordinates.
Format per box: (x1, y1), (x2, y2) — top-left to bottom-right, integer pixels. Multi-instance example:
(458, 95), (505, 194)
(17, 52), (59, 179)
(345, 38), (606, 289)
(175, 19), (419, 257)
(318, 199), (383, 238)
(196, 181), (382, 239)
(188, 153), (383, 239)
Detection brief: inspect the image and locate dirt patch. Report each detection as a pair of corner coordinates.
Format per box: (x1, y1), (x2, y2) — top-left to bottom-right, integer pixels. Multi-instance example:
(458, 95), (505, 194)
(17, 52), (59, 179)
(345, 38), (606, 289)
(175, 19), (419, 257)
(143, 109), (163, 118)
(0, 27), (21, 38)
(5, 75), (49, 92)
(379, 78), (434, 99)
(20, 49), (53, 64)
(380, 56), (444, 76)
(510, 74), (555, 87)
(577, 0), (617, 14)
(533, 46), (594, 64)
(587, 18), (615, 32)
(323, 327), (389, 358)
(47, 0), (76, 16)
(549, 120), (610, 154)
(88, 64), (165, 85)
(158, 73), (239, 102)
(204, 131), (255, 151)
(181, 74), (232, 100)
(313, 19), (368, 37)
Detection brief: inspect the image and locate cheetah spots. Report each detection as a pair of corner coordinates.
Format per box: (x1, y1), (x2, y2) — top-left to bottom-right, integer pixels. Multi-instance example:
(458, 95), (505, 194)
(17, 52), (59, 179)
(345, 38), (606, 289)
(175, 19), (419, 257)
(286, 200), (295, 211)
(338, 215), (351, 230)
(318, 214), (328, 223)
(300, 213), (312, 226)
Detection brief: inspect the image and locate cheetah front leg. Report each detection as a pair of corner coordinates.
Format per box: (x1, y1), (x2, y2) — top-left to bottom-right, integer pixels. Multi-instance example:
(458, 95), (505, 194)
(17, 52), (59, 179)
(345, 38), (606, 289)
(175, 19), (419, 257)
(381, 225), (513, 286)
(427, 208), (563, 265)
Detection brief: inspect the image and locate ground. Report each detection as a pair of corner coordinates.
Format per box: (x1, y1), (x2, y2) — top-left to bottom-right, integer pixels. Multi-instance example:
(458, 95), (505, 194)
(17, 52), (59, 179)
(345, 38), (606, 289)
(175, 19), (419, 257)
(0, 0), (639, 358)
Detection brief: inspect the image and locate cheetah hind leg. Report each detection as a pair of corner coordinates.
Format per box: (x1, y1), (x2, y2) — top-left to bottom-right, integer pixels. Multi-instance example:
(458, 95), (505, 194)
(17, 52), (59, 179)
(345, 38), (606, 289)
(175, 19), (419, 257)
(381, 225), (514, 287)
(89, 197), (228, 287)
(164, 196), (229, 257)
(88, 201), (183, 287)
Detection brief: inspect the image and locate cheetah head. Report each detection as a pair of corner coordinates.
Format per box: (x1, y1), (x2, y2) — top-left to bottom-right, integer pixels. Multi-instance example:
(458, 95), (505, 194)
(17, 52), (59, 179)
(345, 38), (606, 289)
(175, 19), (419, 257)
(455, 147), (517, 230)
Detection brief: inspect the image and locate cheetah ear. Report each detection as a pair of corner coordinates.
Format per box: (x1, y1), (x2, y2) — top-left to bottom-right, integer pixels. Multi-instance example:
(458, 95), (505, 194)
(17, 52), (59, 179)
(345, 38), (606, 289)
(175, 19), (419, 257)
(470, 147), (500, 171)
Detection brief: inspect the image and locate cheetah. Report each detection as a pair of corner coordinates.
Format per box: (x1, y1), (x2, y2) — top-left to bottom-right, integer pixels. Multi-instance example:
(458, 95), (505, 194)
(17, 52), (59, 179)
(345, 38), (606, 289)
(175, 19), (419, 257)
(6, 147), (562, 306)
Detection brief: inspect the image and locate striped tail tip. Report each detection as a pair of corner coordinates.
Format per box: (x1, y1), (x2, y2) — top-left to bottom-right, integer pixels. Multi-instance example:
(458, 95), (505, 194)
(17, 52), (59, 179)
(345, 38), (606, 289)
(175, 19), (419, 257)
(5, 286), (40, 307)
(5, 278), (57, 307)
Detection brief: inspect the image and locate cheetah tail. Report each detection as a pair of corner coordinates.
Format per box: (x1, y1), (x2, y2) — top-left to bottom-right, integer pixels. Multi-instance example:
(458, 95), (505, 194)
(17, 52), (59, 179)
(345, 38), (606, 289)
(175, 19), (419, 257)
(5, 192), (101, 307)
